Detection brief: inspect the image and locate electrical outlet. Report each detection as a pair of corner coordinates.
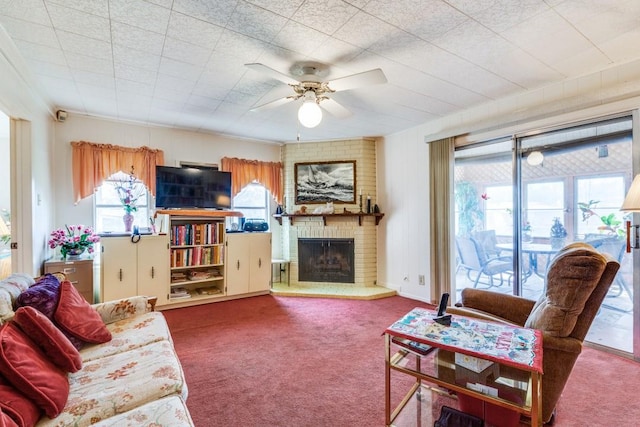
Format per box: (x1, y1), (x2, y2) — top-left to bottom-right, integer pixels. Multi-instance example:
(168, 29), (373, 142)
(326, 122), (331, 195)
(418, 275), (425, 286)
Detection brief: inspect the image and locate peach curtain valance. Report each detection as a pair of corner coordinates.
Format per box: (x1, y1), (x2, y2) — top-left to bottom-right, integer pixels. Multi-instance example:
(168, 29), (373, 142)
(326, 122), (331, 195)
(71, 141), (165, 203)
(220, 157), (283, 204)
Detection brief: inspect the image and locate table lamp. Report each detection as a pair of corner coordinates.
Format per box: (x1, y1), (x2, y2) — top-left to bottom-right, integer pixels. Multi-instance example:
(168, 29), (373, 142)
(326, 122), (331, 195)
(620, 174), (640, 252)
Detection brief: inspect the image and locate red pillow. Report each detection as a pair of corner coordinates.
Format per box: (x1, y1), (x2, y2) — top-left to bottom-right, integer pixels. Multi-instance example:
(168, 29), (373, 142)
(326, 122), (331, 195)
(0, 323), (69, 418)
(0, 375), (41, 427)
(53, 281), (111, 344)
(14, 306), (82, 372)
(0, 409), (18, 427)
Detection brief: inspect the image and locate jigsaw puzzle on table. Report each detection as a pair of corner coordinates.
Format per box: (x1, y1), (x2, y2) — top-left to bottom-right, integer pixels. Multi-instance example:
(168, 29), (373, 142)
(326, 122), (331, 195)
(386, 307), (543, 373)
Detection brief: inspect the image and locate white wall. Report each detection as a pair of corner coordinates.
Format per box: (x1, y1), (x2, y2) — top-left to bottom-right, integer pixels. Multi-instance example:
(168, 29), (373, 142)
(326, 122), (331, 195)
(23, 117), (56, 275)
(52, 114), (283, 258)
(376, 130), (430, 302)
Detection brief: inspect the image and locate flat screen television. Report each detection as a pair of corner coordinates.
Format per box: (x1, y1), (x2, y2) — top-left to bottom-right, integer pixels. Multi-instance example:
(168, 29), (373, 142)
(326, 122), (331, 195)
(155, 165), (232, 210)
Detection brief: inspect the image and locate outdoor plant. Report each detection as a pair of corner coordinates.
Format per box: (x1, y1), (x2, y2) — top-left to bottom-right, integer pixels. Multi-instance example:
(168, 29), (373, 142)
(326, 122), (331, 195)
(48, 225), (100, 258)
(455, 181), (484, 236)
(577, 200), (625, 237)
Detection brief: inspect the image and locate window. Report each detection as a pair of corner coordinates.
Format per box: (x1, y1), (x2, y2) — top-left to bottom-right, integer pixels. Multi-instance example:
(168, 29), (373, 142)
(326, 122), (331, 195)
(95, 172), (150, 233)
(231, 183), (270, 226)
(484, 185), (513, 236)
(525, 181), (565, 238)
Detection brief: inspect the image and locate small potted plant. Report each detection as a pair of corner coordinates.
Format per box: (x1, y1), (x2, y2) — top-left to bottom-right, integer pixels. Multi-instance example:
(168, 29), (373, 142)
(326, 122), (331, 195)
(550, 218), (568, 250)
(522, 221), (533, 243)
(48, 225), (100, 259)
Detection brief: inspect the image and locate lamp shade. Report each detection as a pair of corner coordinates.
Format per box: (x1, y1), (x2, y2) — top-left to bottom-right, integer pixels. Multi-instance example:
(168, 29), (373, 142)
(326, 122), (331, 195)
(621, 174), (640, 211)
(298, 91), (322, 128)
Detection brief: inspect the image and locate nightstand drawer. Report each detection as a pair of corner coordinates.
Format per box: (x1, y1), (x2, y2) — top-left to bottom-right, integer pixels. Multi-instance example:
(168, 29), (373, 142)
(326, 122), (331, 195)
(44, 258), (95, 303)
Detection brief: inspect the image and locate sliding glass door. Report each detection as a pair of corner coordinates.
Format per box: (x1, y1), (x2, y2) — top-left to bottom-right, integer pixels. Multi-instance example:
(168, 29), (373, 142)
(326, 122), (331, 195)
(454, 115), (635, 355)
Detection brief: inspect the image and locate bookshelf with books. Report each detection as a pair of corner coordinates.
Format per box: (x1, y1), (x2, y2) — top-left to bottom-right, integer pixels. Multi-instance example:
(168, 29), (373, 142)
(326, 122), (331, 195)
(154, 209), (240, 307)
(155, 209), (273, 309)
(168, 218), (226, 303)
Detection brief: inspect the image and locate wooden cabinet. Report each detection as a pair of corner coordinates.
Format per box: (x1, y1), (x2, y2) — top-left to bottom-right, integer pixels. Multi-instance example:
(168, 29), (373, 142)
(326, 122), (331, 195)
(226, 232), (272, 296)
(44, 258), (95, 303)
(100, 235), (169, 305)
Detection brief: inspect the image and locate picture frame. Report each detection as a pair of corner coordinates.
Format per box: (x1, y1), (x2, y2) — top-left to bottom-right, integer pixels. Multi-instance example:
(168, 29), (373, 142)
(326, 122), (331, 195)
(295, 161), (356, 204)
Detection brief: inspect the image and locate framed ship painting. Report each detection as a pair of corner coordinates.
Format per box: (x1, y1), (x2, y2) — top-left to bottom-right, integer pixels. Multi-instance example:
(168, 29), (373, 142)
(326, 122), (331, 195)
(294, 161), (356, 204)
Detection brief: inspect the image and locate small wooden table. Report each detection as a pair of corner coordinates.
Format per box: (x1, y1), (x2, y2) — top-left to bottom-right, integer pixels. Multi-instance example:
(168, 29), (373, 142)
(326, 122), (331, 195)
(384, 307), (543, 426)
(271, 259), (290, 286)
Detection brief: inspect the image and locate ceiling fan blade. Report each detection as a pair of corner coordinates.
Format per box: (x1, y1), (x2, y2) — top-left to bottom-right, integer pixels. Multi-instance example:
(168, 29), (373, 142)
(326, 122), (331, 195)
(320, 98), (352, 119)
(245, 63), (300, 85)
(327, 68), (387, 92)
(250, 97), (295, 113)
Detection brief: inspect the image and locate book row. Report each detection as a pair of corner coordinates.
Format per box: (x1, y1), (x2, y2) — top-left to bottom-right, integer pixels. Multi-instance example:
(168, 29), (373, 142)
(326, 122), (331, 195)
(171, 246), (223, 268)
(170, 222), (225, 246)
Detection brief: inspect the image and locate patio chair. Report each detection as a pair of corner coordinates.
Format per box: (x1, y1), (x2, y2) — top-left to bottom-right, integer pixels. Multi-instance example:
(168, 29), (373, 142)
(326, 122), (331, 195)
(471, 230), (502, 260)
(455, 236), (513, 289)
(449, 242), (620, 424)
(585, 236), (631, 312)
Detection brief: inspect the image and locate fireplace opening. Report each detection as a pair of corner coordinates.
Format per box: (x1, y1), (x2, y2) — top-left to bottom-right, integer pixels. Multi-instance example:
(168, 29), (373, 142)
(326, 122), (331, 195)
(298, 238), (355, 283)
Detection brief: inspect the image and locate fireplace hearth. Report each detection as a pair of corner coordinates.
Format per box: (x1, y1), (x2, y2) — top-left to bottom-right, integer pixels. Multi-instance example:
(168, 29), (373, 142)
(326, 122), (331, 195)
(298, 238), (355, 283)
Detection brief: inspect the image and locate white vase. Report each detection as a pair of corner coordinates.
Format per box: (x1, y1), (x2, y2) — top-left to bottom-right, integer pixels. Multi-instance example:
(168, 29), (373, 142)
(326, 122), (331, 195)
(123, 213), (134, 232)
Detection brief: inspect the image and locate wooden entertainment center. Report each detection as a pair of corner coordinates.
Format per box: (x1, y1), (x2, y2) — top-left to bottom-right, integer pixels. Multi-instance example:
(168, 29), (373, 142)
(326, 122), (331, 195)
(100, 209), (272, 309)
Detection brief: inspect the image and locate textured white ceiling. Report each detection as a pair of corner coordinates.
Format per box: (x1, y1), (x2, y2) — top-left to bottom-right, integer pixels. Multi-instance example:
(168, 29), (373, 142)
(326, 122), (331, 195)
(1, 0), (639, 143)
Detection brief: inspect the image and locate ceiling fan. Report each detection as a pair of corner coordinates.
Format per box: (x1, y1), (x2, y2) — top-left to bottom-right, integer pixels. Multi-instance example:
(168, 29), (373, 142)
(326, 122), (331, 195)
(245, 62), (387, 128)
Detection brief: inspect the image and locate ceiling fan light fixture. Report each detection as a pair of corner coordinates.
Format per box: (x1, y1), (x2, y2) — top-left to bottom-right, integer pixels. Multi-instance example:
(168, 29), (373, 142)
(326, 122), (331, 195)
(298, 91), (322, 128)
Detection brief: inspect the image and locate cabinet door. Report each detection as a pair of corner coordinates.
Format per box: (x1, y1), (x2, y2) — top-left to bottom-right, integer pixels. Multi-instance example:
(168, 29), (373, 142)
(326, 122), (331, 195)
(137, 235), (170, 306)
(100, 237), (137, 302)
(249, 233), (272, 293)
(225, 234), (250, 295)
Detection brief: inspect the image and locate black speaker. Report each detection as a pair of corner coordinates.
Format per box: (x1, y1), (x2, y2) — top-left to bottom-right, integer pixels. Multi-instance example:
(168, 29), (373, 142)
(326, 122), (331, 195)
(243, 219), (268, 232)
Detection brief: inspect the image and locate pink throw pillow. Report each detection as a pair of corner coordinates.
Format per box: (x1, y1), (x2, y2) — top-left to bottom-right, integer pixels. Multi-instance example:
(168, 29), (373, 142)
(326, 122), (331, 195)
(14, 306), (82, 372)
(0, 323), (69, 418)
(54, 281), (111, 344)
(0, 375), (41, 427)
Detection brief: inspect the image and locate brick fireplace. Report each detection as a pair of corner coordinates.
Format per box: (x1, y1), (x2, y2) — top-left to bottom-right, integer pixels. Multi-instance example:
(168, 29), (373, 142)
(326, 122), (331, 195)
(280, 138), (379, 287)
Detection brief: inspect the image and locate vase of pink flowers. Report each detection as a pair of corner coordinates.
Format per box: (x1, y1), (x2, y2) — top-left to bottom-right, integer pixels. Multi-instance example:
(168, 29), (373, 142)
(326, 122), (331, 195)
(48, 225), (100, 259)
(114, 167), (145, 233)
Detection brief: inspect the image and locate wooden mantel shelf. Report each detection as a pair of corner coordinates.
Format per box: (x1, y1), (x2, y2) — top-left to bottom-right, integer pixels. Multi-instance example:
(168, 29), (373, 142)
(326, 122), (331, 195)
(273, 212), (385, 226)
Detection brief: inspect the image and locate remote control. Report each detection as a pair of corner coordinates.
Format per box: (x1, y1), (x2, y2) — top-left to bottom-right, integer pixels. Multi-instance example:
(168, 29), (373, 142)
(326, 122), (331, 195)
(437, 293), (449, 317)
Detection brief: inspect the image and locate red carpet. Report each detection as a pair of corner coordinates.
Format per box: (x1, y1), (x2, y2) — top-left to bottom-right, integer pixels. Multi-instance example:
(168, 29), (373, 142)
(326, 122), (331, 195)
(163, 295), (640, 426)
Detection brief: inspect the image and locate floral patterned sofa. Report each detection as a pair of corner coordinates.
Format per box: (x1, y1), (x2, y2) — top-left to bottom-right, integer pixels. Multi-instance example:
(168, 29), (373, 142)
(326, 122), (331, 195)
(0, 273), (194, 427)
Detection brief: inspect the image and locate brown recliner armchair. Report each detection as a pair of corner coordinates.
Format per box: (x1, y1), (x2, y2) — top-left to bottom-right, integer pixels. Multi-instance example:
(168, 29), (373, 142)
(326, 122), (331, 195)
(449, 242), (620, 424)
